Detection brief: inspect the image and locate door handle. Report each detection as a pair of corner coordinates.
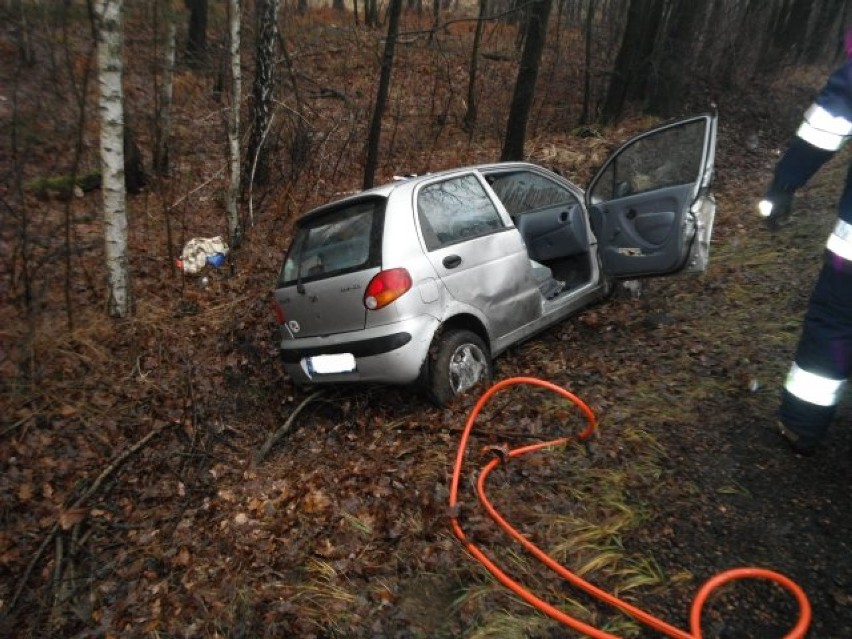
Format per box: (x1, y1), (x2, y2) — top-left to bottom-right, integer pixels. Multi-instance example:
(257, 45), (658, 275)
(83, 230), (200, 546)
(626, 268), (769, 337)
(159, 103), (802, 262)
(626, 209), (637, 220)
(443, 255), (462, 269)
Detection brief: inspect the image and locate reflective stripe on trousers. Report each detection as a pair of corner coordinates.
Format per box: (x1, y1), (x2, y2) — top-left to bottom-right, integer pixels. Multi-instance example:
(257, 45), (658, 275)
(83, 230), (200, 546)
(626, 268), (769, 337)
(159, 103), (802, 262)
(797, 104), (852, 151)
(781, 220), (852, 441)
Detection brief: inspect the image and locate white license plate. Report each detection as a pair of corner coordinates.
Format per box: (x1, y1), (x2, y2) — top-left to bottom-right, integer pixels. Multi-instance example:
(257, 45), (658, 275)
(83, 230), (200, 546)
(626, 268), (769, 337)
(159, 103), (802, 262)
(305, 353), (356, 375)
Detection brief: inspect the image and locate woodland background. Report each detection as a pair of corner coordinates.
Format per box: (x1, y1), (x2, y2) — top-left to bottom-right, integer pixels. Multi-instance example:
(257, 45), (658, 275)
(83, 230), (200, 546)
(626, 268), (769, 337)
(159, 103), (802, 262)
(2, 0), (852, 637)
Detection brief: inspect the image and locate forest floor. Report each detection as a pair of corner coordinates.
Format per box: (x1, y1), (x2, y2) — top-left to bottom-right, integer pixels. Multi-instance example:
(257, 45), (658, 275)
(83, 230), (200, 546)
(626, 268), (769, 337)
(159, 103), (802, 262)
(2, 8), (852, 639)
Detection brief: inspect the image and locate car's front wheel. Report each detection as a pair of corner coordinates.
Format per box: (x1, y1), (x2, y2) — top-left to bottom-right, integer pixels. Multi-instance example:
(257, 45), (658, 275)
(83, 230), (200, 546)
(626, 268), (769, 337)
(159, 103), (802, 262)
(423, 328), (492, 406)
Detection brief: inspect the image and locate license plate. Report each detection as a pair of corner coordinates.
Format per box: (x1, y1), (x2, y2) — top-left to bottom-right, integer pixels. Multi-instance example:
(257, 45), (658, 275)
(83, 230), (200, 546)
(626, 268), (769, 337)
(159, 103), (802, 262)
(305, 353), (356, 375)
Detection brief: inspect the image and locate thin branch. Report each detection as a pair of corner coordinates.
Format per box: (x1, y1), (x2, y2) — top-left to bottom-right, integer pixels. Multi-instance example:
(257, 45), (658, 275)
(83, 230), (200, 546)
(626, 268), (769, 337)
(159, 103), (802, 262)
(7, 420), (175, 614)
(255, 390), (323, 464)
(247, 112), (276, 230)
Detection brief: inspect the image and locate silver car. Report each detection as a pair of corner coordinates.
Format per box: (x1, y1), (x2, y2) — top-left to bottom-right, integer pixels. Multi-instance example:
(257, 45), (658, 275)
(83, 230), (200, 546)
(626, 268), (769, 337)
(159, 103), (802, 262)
(272, 114), (718, 405)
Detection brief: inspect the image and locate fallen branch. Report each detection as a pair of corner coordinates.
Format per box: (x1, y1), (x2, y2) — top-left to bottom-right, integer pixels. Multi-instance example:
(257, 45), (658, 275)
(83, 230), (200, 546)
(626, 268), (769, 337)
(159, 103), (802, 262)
(6, 420), (175, 614)
(255, 390), (323, 464)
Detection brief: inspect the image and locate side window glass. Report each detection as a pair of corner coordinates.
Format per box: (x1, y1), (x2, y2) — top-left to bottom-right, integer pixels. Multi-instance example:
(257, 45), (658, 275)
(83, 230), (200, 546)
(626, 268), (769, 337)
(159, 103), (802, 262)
(590, 119), (706, 203)
(417, 174), (504, 250)
(486, 170), (580, 217)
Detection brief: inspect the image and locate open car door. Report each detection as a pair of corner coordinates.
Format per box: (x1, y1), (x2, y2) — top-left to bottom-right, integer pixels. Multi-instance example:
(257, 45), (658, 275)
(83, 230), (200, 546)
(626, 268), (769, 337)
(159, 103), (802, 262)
(586, 114), (717, 278)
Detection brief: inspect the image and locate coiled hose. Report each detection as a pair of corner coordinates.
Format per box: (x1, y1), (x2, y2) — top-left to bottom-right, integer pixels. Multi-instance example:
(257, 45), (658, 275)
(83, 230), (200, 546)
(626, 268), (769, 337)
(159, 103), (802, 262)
(448, 376), (811, 638)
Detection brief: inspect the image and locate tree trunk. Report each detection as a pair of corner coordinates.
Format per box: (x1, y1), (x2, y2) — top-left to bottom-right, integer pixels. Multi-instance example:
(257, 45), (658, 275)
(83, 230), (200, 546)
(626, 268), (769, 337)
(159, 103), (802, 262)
(500, 0), (553, 161)
(95, 0), (132, 317)
(600, 0), (662, 124)
(123, 117), (147, 194)
(429, 0), (440, 40)
(804, 0), (845, 63)
(462, 0), (488, 132)
(227, 0), (242, 245)
(579, 0), (595, 124)
(244, 0), (279, 192)
(713, 0), (764, 86)
(367, 0), (379, 27)
(185, 0), (208, 68)
(363, 0), (403, 189)
(781, 0), (814, 62)
(333, 0), (345, 10)
(153, 0), (176, 175)
(648, 0), (707, 117)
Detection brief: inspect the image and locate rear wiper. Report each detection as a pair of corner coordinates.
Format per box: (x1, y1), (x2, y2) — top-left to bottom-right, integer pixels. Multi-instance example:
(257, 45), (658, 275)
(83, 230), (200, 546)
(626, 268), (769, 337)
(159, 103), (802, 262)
(295, 238), (306, 295)
(296, 266), (305, 295)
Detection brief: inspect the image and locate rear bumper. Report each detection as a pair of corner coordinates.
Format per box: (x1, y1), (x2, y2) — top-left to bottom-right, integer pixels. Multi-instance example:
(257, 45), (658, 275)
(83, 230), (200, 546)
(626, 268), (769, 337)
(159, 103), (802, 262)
(280, 332), (412, 362)
(280, 315), (439, 385)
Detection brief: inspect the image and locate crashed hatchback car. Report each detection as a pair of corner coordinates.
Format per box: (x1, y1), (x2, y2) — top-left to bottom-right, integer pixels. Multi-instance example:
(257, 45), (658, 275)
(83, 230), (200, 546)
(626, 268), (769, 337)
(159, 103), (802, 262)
(272, 114), (717, 405)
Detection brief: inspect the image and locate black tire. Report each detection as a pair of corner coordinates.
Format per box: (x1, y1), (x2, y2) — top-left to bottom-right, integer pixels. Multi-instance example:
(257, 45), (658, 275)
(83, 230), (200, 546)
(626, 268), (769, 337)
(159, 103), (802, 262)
(422, 328), (492, 407)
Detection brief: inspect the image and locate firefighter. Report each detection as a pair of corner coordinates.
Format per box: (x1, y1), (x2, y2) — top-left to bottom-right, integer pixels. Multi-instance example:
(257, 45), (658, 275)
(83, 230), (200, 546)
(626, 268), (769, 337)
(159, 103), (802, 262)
(759, 58), (852, 455)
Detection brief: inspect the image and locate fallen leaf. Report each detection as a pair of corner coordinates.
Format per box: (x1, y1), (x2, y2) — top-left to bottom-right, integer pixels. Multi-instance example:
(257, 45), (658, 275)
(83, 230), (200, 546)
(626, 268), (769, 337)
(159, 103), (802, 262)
(303, 489), (332, 513)
(59, 405), (78, 417)
(173, 546), (192, 567)
(59, 507), (88, 530)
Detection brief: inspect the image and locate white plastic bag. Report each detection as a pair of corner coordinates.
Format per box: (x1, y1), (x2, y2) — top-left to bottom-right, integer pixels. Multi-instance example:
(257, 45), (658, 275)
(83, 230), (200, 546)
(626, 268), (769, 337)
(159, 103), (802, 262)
(176, 236), (229, 274)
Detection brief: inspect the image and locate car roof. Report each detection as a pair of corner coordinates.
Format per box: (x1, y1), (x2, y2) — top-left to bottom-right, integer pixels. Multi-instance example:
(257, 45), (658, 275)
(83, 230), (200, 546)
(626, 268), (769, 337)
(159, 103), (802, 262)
(298, 161), (546, 224)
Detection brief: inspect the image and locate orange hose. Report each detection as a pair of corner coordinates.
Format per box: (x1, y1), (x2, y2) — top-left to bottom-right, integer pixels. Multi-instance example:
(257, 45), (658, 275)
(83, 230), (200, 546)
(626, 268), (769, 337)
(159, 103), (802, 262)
(448, 376), (811, 638)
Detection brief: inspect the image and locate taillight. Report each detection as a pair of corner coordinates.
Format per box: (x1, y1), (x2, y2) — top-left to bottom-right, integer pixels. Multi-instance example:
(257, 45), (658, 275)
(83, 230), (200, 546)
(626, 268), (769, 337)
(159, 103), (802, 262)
(364, 268), (412, 310)
(270, 297), (286, 324)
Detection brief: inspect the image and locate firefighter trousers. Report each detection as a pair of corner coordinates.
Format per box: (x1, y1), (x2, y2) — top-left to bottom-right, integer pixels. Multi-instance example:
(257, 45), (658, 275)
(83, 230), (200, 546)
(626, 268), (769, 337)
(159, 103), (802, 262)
(780, 250), (852, 444)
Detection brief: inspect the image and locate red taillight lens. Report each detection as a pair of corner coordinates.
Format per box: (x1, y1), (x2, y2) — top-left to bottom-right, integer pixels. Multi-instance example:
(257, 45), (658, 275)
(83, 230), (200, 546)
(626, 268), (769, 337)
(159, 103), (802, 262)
(270, 297), (286, 324)
(364, 268), (412, 310)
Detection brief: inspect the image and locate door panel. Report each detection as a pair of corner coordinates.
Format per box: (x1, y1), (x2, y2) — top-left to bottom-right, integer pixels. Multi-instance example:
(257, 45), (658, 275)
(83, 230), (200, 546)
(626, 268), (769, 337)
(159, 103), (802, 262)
(587, 114), (717, 278)
(417, 174), (540, 338)
(515, 203), (589, 261)
(592, 184), (694, 275)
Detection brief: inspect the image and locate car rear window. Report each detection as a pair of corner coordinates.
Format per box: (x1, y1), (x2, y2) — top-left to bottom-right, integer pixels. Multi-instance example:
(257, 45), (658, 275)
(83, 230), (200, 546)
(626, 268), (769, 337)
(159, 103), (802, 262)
(278, 197), (385, 287)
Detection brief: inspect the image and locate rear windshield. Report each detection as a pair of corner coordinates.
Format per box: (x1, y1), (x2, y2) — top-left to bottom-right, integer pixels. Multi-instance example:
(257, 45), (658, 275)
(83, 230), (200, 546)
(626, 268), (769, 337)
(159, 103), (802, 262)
(277, 197), (385, 287)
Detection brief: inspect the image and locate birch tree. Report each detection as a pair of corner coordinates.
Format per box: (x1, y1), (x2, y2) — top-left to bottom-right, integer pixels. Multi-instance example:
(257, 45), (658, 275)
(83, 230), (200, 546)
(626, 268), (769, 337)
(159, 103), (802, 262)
(94, 0), (132, 317)
(226, 0), (242, 243)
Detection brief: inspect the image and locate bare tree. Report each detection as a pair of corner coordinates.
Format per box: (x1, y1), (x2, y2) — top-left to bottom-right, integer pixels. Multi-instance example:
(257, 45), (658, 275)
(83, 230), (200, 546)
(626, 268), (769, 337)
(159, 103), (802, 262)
(804, 0), (847, 63)
(363, 0), (403, 188)
(500, 0), (553, 161)
(365, 0), (379, 27)
(462, 0), (489, 132)
(244, 0), (280, 192)
(153, 0), (177, 175)
(94, 0), (132, 317)
(185, 0), (208, 68)
(648, 0), (709, 117)
(600, 0), (663, 124)
(579, 0), (595, 124)
(227, 0), (242, 244)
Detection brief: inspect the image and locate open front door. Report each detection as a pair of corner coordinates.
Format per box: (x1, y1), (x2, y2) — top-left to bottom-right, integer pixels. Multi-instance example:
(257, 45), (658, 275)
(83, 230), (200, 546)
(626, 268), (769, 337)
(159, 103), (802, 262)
(586, 114), (717, 278)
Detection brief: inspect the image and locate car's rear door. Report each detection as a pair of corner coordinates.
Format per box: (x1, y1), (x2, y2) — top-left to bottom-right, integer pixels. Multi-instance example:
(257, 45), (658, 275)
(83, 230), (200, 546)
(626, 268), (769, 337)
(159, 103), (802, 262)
(416, 173), (539, 339)
(274, 197), (384, 338)
(586, 114), (717, 278)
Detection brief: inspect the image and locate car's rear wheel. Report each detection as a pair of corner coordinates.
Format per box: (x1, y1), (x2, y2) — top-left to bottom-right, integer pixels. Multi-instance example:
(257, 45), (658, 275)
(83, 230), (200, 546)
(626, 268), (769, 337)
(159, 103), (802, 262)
(423, 328), (492, 406)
